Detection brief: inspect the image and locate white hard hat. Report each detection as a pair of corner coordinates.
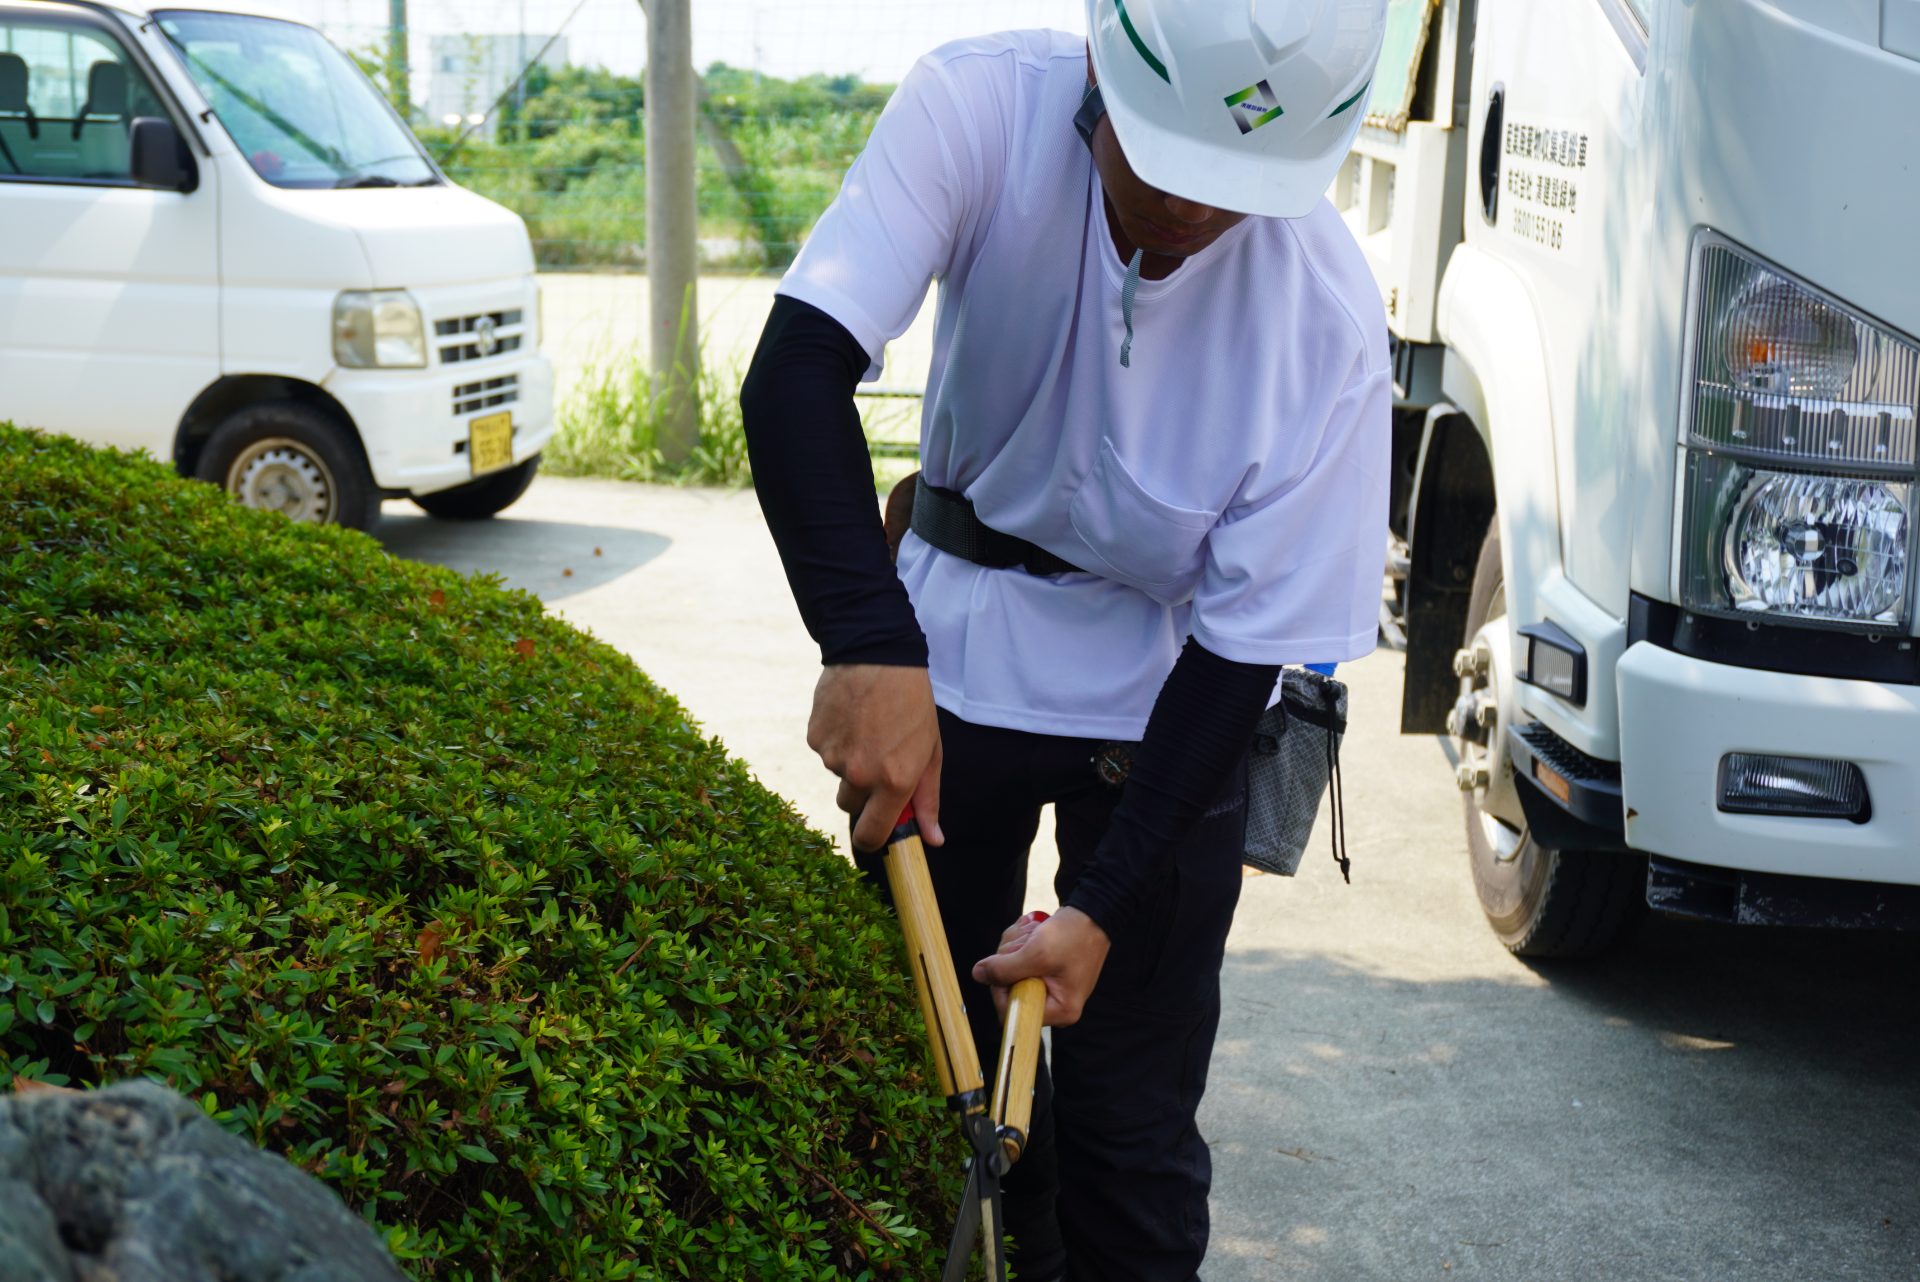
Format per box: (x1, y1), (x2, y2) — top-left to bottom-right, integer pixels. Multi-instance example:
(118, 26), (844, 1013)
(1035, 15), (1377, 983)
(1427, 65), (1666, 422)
(1085, 0), (1389, 218)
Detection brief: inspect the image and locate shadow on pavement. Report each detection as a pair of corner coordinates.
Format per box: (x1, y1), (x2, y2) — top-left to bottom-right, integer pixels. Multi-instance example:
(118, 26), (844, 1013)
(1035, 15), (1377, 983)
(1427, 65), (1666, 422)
(372, 511), (670, 602)
(1203, 921), (1920, 1281)
(1537, 911), (1920, 1070)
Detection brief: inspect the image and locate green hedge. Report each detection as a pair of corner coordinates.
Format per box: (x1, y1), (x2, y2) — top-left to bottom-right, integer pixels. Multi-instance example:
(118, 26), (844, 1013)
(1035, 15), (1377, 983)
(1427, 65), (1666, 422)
(0, 426), (953, 1278)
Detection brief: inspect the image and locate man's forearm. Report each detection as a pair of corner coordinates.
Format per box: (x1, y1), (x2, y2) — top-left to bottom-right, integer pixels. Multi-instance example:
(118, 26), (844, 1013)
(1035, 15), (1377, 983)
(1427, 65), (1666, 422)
(740, 295), (928, 668)
(1065, 639), (1279, 935)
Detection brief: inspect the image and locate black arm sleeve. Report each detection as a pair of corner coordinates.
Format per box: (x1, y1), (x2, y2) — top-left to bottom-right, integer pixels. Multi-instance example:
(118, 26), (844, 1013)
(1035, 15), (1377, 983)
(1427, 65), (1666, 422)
(1065, 638), (1280, 936)
(740, 295), (928, 668)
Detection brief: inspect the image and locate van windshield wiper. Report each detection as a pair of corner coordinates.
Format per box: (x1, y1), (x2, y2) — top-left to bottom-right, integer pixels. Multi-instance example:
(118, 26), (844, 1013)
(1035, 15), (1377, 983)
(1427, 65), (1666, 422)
(157, 29), (345, 177)
(334, 155), (437, 188)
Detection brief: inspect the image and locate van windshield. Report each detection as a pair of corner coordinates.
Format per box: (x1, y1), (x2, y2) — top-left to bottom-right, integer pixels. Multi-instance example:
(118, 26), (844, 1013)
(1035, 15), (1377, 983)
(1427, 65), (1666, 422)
(154, 11), (436, 189)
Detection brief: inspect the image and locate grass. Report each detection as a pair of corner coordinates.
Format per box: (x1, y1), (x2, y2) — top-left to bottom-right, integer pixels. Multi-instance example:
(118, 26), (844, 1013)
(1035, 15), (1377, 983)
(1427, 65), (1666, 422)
(543, 348), (753, 487)
(546, 350), (923, 493)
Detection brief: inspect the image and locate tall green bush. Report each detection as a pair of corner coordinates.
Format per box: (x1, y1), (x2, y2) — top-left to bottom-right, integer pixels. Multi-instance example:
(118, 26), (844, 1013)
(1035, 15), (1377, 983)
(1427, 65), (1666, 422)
(0, 426), (955, 1278)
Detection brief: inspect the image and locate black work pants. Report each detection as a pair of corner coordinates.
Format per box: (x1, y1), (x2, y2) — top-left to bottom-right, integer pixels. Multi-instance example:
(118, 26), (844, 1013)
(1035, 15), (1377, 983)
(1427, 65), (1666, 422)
(856, 708), (1246, 1282)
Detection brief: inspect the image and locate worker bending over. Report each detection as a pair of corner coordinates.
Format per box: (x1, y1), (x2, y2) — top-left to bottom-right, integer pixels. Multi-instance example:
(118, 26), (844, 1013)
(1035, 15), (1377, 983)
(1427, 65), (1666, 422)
(742, 3), (1391, 1277)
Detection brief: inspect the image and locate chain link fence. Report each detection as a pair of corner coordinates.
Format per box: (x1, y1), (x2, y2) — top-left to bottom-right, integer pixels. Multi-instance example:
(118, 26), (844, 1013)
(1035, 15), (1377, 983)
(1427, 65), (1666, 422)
(301, 0), (1082, 273)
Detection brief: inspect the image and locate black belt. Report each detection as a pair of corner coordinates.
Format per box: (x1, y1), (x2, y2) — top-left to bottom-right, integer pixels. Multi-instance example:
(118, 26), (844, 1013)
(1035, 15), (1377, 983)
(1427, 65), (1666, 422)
(909, 476), (1085, 577)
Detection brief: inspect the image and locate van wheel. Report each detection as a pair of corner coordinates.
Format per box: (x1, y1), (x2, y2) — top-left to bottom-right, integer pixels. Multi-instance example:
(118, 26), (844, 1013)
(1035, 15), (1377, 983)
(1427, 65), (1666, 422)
(412, 455), (540, 520)
(1457, 522), (1644, 959)
(196, 403), (378, 530)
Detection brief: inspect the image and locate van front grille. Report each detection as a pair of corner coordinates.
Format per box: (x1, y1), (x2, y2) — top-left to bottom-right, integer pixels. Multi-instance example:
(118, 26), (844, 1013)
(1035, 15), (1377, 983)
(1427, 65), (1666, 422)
(452, 374), (520, 416)
(435, 308), (526, 364)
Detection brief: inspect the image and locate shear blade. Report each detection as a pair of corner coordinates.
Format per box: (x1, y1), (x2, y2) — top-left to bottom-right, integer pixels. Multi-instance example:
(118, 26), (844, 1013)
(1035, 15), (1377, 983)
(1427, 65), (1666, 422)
(940, 1160), (1007, 1282)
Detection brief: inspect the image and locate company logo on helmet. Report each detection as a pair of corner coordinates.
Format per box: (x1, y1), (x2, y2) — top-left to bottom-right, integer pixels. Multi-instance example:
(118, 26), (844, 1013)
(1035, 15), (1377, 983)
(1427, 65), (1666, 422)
(1224, 80), (1284, 135)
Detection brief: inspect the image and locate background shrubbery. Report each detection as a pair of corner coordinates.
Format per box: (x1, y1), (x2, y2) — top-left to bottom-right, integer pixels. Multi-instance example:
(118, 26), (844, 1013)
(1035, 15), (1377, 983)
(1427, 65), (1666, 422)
(410, 62), (891, 271)
(0, 426), (955, 1278)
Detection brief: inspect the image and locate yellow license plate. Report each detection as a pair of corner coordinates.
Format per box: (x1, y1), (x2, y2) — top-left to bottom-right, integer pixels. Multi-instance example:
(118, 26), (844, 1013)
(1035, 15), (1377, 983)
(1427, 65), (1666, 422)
(468, 412), (514, 477)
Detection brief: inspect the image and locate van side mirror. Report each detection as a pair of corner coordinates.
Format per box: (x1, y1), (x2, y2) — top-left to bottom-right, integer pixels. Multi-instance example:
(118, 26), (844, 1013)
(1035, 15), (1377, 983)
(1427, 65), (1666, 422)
(129, 117), (197, 192)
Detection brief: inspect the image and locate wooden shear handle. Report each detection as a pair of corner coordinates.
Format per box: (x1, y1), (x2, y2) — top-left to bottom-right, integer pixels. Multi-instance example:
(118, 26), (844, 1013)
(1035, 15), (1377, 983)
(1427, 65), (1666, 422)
(991, 970), (1047, 1165)
(884, 808), (1050, 1168)
(882, 807), (985, 1103)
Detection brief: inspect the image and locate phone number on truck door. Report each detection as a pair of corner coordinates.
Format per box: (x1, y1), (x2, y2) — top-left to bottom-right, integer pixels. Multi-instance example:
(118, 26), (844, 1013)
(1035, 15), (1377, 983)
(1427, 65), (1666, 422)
(1510, 206), (1566, 251)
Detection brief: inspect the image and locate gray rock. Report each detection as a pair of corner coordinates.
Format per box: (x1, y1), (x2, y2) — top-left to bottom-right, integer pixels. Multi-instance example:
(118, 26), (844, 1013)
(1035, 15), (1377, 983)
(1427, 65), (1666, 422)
(0, 1080), (407, 1282)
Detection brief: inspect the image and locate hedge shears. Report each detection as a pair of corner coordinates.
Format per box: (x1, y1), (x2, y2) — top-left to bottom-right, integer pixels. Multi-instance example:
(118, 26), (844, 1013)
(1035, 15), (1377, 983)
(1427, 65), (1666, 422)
(881, 805), (1046, 1282)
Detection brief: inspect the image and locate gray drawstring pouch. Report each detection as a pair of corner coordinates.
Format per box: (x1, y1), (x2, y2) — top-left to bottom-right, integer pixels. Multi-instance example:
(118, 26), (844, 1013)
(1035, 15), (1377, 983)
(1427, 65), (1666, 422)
(1243, 668), (1351, 880)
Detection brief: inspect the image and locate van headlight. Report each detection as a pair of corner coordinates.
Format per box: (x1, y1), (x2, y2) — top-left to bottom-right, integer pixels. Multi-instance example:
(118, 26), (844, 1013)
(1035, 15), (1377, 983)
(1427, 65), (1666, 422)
(333, 289), (427, 368)
(1679, 234), (1920, 631)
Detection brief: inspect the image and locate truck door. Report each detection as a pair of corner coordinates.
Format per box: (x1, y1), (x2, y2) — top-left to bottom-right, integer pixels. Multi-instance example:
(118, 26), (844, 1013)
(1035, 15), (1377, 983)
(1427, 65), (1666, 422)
(0, 3), (218, 458)
(1465, 0), (1654, 611)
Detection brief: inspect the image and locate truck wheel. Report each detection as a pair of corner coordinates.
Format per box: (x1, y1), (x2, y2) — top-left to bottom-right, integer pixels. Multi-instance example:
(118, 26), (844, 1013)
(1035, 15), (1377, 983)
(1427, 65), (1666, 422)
(412, 456), (540, 520)
(1456, 523), (1643, 959)
(195, 402), (378, 530)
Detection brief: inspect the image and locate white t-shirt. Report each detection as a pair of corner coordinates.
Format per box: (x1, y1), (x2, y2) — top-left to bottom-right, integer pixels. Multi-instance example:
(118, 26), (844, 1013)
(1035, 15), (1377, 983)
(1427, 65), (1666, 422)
(778, 30), (1390, 740)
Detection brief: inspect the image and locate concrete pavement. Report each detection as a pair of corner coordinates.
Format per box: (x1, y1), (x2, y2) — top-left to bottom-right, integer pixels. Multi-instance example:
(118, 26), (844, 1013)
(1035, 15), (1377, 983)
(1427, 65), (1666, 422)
(376, 477), (1920, 1281)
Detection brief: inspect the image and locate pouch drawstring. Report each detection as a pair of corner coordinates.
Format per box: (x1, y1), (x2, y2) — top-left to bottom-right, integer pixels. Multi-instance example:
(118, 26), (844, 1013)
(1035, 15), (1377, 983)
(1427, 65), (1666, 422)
(1325, 703), (1351, 884)
(1119, 247), (1142, 368)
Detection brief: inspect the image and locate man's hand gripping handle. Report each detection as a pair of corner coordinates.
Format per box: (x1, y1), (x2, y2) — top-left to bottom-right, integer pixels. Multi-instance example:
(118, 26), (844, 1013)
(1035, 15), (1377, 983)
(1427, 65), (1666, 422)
(883, 806), (1046, 1165)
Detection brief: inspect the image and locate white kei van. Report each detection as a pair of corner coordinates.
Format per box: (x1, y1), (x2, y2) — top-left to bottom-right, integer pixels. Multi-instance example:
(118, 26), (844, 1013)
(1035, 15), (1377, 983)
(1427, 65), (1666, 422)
(0, 0), (553, 528)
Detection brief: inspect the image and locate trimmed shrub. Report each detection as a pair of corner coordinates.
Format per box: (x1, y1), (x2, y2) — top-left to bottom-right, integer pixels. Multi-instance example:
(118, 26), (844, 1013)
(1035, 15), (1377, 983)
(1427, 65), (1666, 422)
(0, 426), (955, 1279)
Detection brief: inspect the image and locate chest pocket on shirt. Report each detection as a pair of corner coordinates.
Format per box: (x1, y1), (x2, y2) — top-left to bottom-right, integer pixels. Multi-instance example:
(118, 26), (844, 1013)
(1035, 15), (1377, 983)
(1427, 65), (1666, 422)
(1068, 438), (1219, 605)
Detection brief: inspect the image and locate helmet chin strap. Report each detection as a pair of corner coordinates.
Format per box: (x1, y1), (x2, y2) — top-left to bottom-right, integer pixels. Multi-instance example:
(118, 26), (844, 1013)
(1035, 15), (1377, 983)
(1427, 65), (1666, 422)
(1072, 82), (1106, 150)
(1074, 83), (1143, 370)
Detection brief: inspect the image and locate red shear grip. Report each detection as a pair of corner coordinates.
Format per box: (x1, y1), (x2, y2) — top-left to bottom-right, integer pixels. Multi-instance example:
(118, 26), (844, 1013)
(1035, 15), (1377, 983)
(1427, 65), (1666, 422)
(888, 804), (918, 845)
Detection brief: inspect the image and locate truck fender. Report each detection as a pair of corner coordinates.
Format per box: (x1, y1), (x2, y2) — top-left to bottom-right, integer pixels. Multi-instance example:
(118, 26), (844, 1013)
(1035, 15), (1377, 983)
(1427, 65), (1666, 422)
(1440, 245), (1628, 760)
(1437, 244), (1563, 635)
(1398, 243), (1562, 734)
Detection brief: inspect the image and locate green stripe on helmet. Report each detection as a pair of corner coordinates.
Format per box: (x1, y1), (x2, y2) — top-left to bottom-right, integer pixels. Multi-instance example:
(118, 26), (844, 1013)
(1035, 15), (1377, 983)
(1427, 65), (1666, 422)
(1114, 0), (1171, 84)
(1327, 79), (1372, 119)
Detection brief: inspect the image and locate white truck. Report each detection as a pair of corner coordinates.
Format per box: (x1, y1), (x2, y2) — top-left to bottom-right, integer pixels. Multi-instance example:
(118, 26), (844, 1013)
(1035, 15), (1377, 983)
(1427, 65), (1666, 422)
(0, 0), (553, 528)
(1338, 0), (1920, 955)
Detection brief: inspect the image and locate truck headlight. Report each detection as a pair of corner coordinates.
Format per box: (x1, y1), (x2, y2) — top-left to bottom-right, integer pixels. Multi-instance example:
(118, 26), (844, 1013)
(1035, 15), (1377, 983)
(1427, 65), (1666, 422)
(333, 290), (427, 368)
(1679, 234), (1920, 631)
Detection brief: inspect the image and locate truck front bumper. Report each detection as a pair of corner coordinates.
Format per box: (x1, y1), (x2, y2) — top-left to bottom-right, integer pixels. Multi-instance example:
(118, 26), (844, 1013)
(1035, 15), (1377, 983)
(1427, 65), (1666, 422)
(324, 350), (556, 496)
(1616, 641), (1920, 886)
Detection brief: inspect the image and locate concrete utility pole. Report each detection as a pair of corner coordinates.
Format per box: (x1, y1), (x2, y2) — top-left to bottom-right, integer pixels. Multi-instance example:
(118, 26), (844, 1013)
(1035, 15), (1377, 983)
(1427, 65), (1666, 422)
(386, 0), (409, 117)
(646, 0), (700, 466)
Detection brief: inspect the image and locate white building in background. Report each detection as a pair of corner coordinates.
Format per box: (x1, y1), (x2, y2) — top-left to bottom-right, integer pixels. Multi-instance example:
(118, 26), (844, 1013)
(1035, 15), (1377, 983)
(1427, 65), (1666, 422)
(424, 33), (568, 138)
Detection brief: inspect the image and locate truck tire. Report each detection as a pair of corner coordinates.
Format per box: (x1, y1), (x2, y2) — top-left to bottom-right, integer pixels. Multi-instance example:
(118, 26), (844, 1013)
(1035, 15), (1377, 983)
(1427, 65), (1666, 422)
(1458, 523), (1644, 959)
(412, 455), (540, 520)
(195, 402), (379, 530)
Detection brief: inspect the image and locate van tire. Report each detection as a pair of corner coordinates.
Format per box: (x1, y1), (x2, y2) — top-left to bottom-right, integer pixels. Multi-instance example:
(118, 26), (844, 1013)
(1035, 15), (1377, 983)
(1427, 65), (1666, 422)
(195, 403), (378, 530)
(1460, 523), (1644, 959)
(412, 455), (540, 520)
